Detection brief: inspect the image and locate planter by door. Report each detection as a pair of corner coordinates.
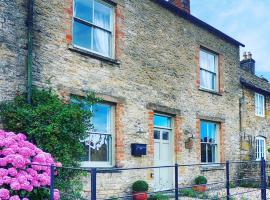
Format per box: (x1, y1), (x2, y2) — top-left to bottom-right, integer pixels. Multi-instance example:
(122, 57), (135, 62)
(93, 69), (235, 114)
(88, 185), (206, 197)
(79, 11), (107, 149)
(133, 192), (147, 200)
(192, 185), (206, 192)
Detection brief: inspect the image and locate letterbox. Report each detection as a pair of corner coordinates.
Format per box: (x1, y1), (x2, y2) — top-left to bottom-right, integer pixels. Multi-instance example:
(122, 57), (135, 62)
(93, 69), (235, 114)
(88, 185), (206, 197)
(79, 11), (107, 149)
(131, 143), (147, 157)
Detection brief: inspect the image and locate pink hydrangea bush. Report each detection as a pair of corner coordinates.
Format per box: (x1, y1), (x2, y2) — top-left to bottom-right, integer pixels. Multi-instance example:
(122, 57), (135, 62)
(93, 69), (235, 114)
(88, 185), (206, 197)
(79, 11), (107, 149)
(0, 130), (61, 200)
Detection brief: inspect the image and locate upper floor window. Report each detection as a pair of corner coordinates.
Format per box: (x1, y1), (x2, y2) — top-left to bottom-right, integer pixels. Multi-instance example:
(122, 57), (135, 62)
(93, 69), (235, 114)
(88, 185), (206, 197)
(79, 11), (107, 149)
(255, 136), (266, 161)
(73, 0), (114, 58)
(200, 49), (219, 91)
(255, 93), (265, 117)
(200, 121), (218, 163)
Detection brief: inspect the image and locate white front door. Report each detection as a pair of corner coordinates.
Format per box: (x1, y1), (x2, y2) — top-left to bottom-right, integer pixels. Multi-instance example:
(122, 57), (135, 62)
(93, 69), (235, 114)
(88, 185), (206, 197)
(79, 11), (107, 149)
(153, 114), (173, 191)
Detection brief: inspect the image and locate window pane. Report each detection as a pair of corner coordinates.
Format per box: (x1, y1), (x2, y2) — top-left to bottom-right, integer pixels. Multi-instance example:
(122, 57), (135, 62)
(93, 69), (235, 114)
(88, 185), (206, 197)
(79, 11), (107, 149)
(200, 50), (208, 70)
(208, 53), (216, 72)
(208, 144), (216, 163)
(200, 121), (208, 142)
(73, 21), (92, 49)
(201, 143), (206, 163)
(94, 0), (112, 30)
(208, 123), (216, 144)
(74, 0), (93, 22)
(90, 134), (111, 162)
(200, 70), (215, 90)
(93, 28), (111, 57)
(154, 115), (171, 128)
(92, 104), (111, 133)
(82, 137), (90, 161)
(154, 130), (160, 139)
(162, 132), (169, 140)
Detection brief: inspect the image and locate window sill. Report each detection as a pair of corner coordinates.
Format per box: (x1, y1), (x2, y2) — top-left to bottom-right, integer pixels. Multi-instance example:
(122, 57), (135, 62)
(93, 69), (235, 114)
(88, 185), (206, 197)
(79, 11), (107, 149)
(255, 114), (265, 118)
(200, 164), (225, 171)
(199, 87), (222, 96)
(68, 45), (121, 65)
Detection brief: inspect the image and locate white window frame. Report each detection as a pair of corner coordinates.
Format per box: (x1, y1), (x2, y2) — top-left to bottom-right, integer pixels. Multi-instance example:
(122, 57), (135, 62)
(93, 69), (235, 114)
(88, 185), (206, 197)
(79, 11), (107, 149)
(81, 103), (115, 168)
(72, 0), (115, 58)
(255, 93), (265, 117)
(199, 49), (219, 91)
(255, 136), (266, 161)
(200, 121), (219, 163)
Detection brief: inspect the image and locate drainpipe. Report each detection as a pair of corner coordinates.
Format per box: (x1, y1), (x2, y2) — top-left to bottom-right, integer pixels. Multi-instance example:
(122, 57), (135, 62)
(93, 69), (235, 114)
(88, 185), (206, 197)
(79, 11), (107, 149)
(26, 0), (34, 104)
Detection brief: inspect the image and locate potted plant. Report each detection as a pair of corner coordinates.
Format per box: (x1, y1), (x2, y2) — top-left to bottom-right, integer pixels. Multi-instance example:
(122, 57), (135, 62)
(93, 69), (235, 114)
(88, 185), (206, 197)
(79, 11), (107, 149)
(132, 180), (149, 200)
(192, 176), (207, 192)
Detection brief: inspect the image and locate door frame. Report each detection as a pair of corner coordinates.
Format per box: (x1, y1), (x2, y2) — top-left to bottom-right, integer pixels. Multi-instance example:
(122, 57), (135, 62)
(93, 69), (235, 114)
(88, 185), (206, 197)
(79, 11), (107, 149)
(153, 113), (175, 190)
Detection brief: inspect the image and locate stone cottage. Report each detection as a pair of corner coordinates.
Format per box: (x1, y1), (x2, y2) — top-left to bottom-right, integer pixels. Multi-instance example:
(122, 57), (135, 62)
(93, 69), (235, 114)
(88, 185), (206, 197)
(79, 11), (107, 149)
(1, 0), (268, 198)
(239, 52), (270, 161)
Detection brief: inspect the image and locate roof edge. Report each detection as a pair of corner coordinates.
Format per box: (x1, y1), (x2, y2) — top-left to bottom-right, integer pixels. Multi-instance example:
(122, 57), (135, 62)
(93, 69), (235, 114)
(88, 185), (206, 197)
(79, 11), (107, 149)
(153, 0), (245, 47)
(240, 78), (270, 96)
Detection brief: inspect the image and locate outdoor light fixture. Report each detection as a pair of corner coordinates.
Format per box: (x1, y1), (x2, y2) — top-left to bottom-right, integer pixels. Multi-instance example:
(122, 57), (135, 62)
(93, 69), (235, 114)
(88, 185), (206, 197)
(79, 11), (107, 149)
(135, 120), (146, 134)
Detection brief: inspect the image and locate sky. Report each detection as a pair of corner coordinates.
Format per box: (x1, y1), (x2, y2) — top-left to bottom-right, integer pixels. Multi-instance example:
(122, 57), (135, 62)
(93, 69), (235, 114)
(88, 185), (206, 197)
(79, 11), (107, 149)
(191, 0), (270, 81)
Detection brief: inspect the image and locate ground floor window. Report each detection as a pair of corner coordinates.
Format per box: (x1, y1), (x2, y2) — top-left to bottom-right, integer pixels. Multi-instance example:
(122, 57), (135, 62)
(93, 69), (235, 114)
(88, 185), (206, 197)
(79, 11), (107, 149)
(255, 136), (266, 161)
(200, 121), (218, 163)
(72, 99), (114, 167)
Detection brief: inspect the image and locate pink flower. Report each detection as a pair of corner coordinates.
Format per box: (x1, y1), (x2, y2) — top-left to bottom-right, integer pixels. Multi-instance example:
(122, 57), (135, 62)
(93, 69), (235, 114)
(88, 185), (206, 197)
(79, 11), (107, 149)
(0, 188), (10, 200)
(54, 189), (60, 200)
(18, 147), (33, 158)
(8, 168), (18, 177)
(9, 195), (21, 200)
(2, 147), (15, 156)
(3, 175), (11, 184)
(16, 133), (27, 141)
(12, 155), (26, 168)
(0, 130), (60, 197)
(55, 162), (62, 167)
(0, 158), (7, 166)
(0, 168), (8, 177)
(10, 180), (21, 190)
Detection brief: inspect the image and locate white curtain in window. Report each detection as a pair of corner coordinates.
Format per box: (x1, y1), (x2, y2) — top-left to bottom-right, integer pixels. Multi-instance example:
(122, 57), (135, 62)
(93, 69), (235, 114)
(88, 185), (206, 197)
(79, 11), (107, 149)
(93, 29), (110, 56)
(93, 1), (111, 56)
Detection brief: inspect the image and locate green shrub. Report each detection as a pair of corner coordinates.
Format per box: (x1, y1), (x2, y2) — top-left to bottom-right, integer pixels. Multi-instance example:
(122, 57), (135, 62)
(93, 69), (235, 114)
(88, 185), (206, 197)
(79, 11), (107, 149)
(0, 88), (100, 200)
(132, 180), (149, 192)
(179, 188), (208, 199)
(148, 193), (169, 200)
(194, 176), (207, 185)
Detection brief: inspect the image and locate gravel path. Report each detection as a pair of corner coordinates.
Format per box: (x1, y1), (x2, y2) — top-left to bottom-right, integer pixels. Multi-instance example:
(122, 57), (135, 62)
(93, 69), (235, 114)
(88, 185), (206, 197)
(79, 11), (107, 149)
(174, 187), (270, 199)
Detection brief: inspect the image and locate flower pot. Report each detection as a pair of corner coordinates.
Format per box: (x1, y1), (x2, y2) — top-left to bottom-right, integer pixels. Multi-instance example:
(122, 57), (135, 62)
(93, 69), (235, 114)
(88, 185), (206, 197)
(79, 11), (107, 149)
(133, 192), (148, 200)
(192, 185), (206, 193)
(185, 138), (193, 149)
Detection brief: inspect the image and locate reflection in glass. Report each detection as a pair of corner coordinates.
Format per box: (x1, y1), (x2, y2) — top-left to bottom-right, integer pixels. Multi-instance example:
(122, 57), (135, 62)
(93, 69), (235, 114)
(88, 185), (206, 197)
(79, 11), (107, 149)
(200, 121), (218, 163)
(92, 104), (110, 133)
(89, 133), (111, 162)
(74, 0), (93, 22)
(73, 21), (92, 49)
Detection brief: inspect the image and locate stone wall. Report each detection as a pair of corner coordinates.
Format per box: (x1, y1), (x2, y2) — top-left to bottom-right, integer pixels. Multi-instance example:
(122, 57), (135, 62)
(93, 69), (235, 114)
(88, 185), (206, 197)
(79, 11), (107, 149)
(0, 0), (27, 101)
(0, 0), (242, 198)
